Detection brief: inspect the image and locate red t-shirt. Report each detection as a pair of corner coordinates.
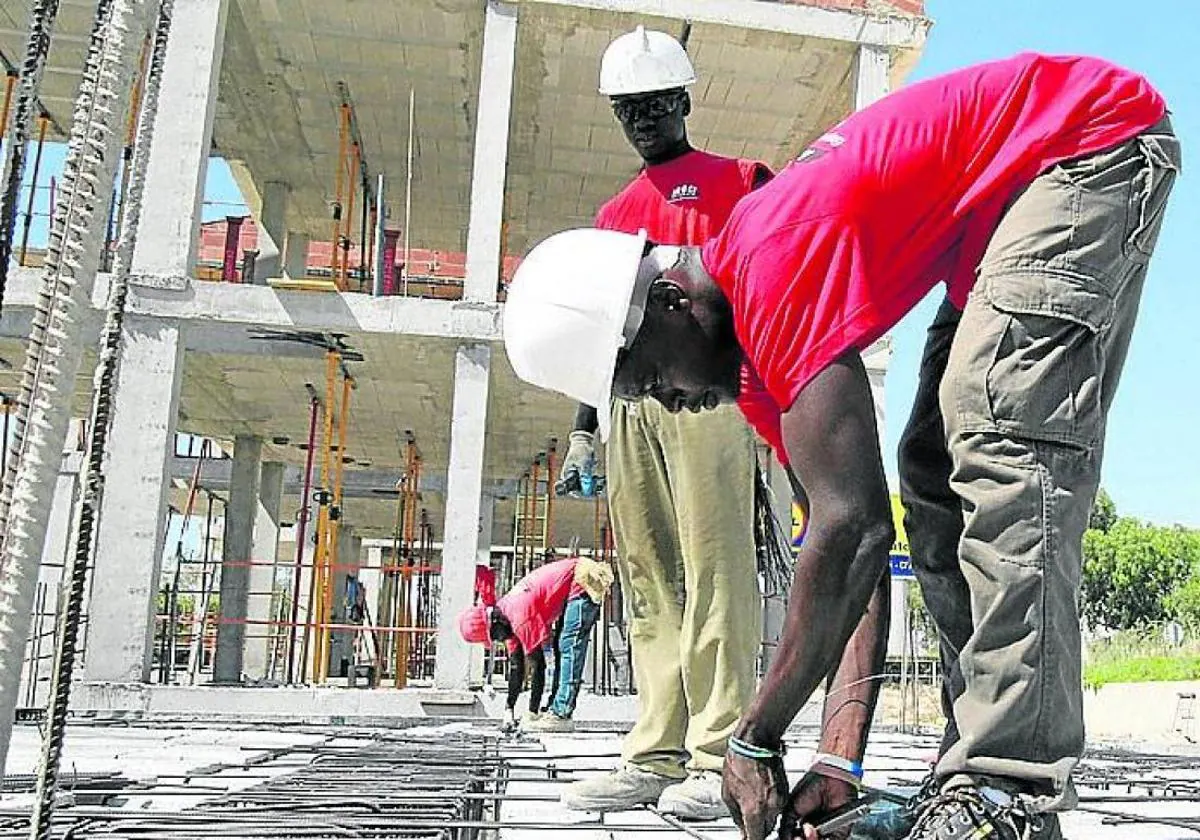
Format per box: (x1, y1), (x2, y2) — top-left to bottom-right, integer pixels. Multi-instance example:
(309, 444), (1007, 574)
(596, 149), (769, 244)
(597, 149), (774, 444)
(701, 53), (1166, 461)
(497, 558), (580, 654)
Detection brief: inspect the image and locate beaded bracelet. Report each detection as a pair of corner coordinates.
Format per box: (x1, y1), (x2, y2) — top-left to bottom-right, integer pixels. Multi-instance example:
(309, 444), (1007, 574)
(728, 736), (785, 761)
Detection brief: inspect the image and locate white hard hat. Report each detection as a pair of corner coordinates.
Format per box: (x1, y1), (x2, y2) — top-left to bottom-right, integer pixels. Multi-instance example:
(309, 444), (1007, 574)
(599, 25), (696, 97)
(504, 229), (676, 441)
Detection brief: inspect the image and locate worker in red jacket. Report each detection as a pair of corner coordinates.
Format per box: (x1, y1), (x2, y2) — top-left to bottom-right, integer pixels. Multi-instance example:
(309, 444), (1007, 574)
(459, 557), (613, 733)
(550, 26), (773, 821)
(503, 53), (1179, 840)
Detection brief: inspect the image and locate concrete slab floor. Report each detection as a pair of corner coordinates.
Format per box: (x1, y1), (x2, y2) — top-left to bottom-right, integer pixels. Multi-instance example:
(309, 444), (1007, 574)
(1, 720), (1198, 837)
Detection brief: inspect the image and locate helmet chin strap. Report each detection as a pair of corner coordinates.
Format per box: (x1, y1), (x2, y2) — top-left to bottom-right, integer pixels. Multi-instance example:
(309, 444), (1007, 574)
(623, 245), (681, 347)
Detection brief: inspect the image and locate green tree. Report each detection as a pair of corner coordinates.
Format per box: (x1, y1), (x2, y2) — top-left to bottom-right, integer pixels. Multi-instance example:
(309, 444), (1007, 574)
(1081, 517), (1200, 630)
(1089, 487), (1118, 533)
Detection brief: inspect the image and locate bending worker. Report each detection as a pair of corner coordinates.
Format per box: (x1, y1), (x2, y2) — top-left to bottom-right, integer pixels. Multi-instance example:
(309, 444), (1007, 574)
(552, 27), (772, 821)
(458, 556), (613, 733)
(503, 53), (1179, 840)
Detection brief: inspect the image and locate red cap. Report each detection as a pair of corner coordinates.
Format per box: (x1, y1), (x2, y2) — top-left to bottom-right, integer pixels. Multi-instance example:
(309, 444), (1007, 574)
(458, 605), (490, 644)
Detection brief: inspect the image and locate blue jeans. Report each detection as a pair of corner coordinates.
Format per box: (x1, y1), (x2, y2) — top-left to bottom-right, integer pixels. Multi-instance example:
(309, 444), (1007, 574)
(547, 595), (600, 718)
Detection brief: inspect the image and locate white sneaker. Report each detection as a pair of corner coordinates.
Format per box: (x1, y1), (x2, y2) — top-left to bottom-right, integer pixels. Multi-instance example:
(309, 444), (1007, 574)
(657, 771), (730, 821)
(562, 764), (678, 812)
(525, 711), (575, 733)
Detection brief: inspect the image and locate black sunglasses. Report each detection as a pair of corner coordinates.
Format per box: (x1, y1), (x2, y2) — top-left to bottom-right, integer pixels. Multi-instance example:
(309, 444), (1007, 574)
(612, 93), (683, 124)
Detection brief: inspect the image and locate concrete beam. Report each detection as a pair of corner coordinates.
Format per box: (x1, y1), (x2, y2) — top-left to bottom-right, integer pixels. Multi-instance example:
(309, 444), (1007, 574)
(87, 319), (185, 684)
(464, 1), (518, 303)
(0, 268), (503, 344)
(528, 0), (929, 50)
(167, 457), (521, 503)
(128, 282), (502, 343)
(434, 343), (492, 689)
(132, 0), (230, 283)
(213, 435), (262, 684)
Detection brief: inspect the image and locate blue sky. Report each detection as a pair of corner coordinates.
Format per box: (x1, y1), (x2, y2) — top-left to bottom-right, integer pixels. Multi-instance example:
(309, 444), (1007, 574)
(883, 0), (1200, 526)
(9, 0), (1197, 535)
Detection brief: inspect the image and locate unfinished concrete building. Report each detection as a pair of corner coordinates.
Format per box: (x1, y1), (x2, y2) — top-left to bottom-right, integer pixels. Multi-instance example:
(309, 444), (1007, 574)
(0, 0), (928, 721)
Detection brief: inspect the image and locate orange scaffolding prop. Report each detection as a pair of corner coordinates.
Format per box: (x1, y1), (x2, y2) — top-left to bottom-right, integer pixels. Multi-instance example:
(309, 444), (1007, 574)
(302, 350), (338, 681)
(319, 370), (354, 681)
(341, 142), (359, 290)
(329, 103), (350, 288)
(0, 72), (16, 142)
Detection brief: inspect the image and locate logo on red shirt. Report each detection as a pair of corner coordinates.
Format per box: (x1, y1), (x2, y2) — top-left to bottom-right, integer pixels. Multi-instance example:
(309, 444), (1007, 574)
(668, 183), (700, 203)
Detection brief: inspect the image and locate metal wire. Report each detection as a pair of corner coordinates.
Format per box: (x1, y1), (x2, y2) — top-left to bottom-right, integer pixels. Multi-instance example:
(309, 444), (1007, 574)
(28, 0), (172, 836)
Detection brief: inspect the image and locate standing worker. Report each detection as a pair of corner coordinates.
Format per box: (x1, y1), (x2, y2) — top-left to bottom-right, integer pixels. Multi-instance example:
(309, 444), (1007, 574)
(552, 26), (772, 820)
(459, 556), (613, 733)
(503, 52), (1178, 840)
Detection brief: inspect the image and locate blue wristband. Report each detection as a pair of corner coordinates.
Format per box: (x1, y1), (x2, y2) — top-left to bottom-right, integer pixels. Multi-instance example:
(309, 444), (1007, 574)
(728, 736), (785, 761)
(811, 752), (864, 781)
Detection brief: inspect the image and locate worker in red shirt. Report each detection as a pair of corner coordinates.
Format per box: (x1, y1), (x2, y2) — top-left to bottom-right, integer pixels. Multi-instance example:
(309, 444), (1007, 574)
(550, 26), (773, 820)
(459, 556), (613, 733)
(503, 53), (1180, 840)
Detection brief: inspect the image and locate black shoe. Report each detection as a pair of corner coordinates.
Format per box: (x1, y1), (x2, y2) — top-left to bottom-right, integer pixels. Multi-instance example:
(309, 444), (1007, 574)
(906, 783), (1048, 840)
(849, 771), (938, 839)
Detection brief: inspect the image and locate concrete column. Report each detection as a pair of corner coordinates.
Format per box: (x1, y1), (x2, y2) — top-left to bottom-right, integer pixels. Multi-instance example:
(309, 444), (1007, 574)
(243, 461), (283, 681)
(854, 43), (890, 110)
(212, 435), (262, 684)
(434, 343), (491, 689)
(463, 1), (517, 303)
(328, 529), (363, 679)
(254, 181), (289, 283)
(854, 47), (898, 650)
(131, 0), (230, 283)
(283, 232), (309, 279)
(87, 319), (184, 683)
(469, 495), (497, 684)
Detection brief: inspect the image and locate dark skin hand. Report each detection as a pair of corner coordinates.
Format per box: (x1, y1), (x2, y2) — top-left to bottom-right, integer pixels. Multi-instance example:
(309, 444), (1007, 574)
(722, 352), (893, 840)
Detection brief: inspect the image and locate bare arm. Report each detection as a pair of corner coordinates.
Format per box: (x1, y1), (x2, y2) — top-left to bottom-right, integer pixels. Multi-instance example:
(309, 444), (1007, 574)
(735, 351), (892, 755)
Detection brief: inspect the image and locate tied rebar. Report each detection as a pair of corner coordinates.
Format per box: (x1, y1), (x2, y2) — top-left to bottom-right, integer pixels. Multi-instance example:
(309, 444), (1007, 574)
(28, 1), (173, 836)
(0, 0), (155, 785)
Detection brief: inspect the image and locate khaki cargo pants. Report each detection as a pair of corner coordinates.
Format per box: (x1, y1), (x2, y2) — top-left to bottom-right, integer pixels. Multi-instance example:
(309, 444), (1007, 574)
(898, 118), (1180, 808)
(608, 398), (762, 776)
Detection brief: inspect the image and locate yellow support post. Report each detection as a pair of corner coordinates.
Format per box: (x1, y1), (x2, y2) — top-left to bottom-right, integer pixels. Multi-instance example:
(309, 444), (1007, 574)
(329, 104), (350, 289)
(0, 72), (15, 142)
(320, 371), (353, 681)
(341, 143), (359, 290)
(308, 349), (338, 682)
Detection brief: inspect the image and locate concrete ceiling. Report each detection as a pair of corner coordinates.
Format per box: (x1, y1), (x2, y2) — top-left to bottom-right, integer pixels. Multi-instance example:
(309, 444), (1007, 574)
(170, 331), (599, 543)
(215, 0), (484, 251)
(0, 0), (94, 136)
(0, 0), (918, 257)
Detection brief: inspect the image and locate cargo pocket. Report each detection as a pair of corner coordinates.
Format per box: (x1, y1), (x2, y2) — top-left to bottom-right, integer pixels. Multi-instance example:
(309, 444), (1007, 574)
(1125, 133), (1180, 263)
(979, 272), (1110, 450)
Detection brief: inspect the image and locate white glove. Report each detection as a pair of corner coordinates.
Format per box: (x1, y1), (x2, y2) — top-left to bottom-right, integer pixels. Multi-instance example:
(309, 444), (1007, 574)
(556, 430), (598, 498)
